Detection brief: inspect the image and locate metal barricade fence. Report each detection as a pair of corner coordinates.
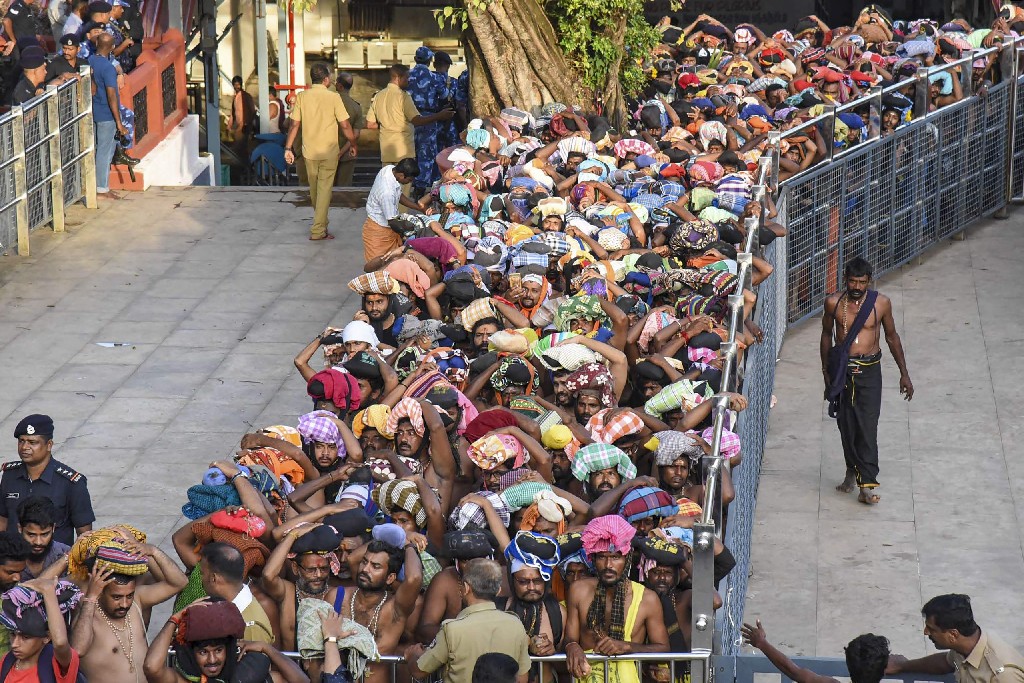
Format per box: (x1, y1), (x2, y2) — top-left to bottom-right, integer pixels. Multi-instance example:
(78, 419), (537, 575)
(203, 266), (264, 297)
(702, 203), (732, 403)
(0, 66), (97, 256)
(708, 34), (1024, 664)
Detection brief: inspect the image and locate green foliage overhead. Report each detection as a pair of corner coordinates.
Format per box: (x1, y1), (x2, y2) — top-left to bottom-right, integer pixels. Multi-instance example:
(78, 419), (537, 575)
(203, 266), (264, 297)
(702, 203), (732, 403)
(553, 0), (660, 97)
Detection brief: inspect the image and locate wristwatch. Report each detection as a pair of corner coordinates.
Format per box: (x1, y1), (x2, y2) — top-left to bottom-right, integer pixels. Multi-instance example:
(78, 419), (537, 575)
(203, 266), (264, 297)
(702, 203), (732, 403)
(324, 636), (339, 644)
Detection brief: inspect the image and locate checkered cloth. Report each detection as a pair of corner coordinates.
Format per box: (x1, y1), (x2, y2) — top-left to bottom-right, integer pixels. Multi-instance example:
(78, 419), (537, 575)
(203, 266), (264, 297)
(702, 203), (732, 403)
(385, 398), (424, 437)
(571, 443), (637, 482)
(510, 243), (551, 270)
(644, 380), (715, 418)
(459, 297), (497, 332)
(633, 192), (668, 216)
(659, 181), (688, 201)
(371, 479), (426, 527)
(539, 232), (573, 257)
(676, 497), (703, 517)
(586, 408), (645, 445)
(613, 138), (656, 158)
(500, 482), (553, 511)
(296, 411), (344, 449)
(650, 430), (704, 465)
(701, 426), (741, 459)
(348, 271), (399, 295)
(618, 486), (679, 523)
(450, 490), (511, 530)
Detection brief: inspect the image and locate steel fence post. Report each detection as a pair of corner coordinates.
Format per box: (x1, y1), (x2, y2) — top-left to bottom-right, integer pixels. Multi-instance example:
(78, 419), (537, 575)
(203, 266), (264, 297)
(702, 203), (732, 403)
(997, 41), (1019, 216)
(11, 107), (30, 256)
(822, 105), (836, 162)
(691, 520), (717, 683)
(767, 131), (780, 190)
(869, 85), (883, 140)
(46, 86), (65, 233)
(914, 67), (931, 119)
(961, 50), (975, 97)
(78, 65), (98, 209)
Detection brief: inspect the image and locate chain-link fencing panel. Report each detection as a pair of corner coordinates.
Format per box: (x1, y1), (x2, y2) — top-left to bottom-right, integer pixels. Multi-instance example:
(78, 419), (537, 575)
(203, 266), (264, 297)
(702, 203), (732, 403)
(1012, 74), (1024, 200)
(58, 79), (84, 207)
(0, 112), (17, 254)
(22, 95), (54, 231)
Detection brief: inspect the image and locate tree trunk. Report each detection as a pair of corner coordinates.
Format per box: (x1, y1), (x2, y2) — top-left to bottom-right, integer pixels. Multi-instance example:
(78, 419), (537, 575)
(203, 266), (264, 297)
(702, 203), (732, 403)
(465, 0), (584, 117)
(600, 12), (629, 130)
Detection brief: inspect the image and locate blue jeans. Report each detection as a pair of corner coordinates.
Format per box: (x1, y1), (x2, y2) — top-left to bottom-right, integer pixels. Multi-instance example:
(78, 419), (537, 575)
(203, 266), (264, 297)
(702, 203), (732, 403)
(94, 119), (117, 192)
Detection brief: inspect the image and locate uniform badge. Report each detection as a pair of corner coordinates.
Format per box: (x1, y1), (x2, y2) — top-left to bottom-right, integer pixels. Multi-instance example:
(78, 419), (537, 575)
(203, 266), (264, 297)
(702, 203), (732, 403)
(26, 425), (35, 435)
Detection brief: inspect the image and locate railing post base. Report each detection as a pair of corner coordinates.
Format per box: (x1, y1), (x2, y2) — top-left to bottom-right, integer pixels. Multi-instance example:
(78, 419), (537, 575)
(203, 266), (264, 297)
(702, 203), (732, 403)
(994, 206), (1010, 219)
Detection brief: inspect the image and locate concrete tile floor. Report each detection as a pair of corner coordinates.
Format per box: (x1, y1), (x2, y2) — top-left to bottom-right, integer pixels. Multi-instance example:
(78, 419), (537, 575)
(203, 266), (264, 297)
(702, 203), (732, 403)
(744, 217), (1024, 657)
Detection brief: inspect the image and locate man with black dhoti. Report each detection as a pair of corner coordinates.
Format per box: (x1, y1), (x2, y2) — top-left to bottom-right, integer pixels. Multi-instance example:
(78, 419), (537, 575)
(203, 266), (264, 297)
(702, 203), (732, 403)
(820, 257), (913, 506)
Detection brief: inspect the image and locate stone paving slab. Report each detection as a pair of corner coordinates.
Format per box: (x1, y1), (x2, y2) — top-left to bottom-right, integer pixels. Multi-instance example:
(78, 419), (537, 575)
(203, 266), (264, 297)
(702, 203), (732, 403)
(743, 217), (1024, 659)
(0, 188), (369, 629)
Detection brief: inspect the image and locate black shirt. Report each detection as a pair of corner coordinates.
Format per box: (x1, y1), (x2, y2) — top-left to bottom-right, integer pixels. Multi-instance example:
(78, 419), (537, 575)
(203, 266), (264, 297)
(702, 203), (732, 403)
(9, 75), (39, 105)
(45, 56), (78, 81)
(0, 457), (95, 545)
(3, 0), (37, 40)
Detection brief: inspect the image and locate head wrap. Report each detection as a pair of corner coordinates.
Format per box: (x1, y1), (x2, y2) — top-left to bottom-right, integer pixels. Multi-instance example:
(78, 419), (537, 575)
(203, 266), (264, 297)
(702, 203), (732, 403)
(582, 515), (636, 558)
(297, 411), (344, 449)
(504, 531), (560, 581)
(649, 430), (704, 465)
(348, 271), (400, 296)
(571, 443), (637, 482)
(644, 379), (715, 418)
(372, 479), (427, 527)
(94, 542), (150, 577)
(175, 600), (246, 644)
(538, 345), (599, 373)
(617, 486), (679, 523)
(307, 369), (361, 412)
(554, 295), (606, 332)
(564, 362), (616, 408)
(352, 404), (394, 440)
(0, 581), (81, 637)
(191, 521), (271, 575)
(556, 531), (593, 575)
(68, 525), (147, 580)
(341, 320), (379, 347)
(541, 424), (573, 450)
(489, 355), (540, 398)
(467, 434), (527, 471)
(450, 491), (511, 530)
(587, 408), (645, 445)
(463, 409), (518, 443)
(384, 259), (431, 299)
(385, 398), (425, 437)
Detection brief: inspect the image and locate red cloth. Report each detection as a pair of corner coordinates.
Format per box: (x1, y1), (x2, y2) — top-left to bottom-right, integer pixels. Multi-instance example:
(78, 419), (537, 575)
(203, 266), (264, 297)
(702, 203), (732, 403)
(676, 73), (700, 89)
(308, 369), (361, 411)
(2, 650), (80, 683)
(463, 408), (517, 444)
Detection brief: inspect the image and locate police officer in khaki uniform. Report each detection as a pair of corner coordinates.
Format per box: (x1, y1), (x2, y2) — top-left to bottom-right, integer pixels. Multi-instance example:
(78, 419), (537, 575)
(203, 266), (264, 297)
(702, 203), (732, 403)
(888, 594), (1024, 683)
(0, 414), (94, 546)
(405, 558), (532, 683)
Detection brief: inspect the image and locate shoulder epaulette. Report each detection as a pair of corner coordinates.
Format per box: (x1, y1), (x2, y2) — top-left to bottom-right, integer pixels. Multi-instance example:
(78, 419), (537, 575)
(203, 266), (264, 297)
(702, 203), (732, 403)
(2, 461), (23, 471)
(53, 465), (83, 482)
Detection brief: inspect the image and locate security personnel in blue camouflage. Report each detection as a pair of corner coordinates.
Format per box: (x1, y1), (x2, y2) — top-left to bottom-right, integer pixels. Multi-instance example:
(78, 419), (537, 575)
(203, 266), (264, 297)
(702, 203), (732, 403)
(0, 414), (94, 546)
(407, 45), (447, 194)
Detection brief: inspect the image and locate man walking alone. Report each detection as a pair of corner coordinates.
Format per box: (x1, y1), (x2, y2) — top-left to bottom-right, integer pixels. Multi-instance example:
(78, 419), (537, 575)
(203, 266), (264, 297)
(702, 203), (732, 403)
(284, 63), (357, 240)
(821, 257), (913, 505)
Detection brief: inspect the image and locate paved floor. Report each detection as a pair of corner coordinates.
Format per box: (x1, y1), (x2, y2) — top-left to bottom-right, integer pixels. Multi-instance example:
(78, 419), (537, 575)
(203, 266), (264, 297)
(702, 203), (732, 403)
(743, 214), (1024, 658)
(0, 188), (367, 624)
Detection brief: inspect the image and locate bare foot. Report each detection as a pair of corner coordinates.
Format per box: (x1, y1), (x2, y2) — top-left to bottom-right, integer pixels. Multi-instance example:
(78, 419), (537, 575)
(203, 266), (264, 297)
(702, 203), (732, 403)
(858, 488), (881, 505)
(836, 470), (857, 493)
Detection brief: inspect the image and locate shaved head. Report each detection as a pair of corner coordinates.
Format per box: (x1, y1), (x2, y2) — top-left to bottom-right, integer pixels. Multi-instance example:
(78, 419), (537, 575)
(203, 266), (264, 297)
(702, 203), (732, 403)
(97, 32), (114, 51)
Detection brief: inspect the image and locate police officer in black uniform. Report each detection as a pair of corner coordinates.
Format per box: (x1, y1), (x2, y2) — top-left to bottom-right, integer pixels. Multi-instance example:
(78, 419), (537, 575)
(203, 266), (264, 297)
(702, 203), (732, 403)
(8, 44), (45, 105)
(2, 0), (40, 45)
(0, 415), (94, 546)
(45, 32), (81, 83)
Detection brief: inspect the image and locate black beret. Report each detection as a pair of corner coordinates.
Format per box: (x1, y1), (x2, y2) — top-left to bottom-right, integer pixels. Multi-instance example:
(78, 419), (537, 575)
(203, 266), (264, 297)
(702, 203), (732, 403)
(291, 524), (342, 555)
(87, 1), (112, 13)
(20, 47), (46, 70)
(14, 414), (53, 439)
(322, 509), (373, 539)
(632, 535), (689, 566)
(60, 33), (81, 47)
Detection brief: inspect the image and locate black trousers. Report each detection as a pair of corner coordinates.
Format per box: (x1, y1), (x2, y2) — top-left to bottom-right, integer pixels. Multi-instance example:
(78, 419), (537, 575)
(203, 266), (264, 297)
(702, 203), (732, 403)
(837, 352), (882, 487)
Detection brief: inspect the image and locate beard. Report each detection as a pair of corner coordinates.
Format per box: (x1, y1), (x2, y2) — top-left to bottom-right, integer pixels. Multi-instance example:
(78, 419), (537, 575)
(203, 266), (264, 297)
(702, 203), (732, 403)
(356, 572), (387, 591)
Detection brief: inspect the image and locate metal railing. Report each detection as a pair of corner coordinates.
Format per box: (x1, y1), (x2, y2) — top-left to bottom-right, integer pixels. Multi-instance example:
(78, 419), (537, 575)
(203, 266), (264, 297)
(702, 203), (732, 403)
(0, 66), (97, 256)
(710, 33), (1024, 666)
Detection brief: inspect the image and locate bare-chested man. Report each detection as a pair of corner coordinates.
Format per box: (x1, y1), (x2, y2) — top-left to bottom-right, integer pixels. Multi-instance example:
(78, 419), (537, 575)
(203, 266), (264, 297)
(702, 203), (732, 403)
(564, 516), (668, 683)
(340, 538), (422, 683)
(821, 257), (913, 505)
(71, 537), (188, 683)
